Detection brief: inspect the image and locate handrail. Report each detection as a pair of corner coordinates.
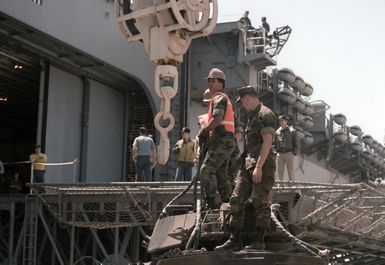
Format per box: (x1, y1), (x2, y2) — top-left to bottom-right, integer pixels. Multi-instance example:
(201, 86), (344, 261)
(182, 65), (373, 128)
(242, 27), (268, 55)
(242, 25), (292, 57)
(2, 159), (80, 193)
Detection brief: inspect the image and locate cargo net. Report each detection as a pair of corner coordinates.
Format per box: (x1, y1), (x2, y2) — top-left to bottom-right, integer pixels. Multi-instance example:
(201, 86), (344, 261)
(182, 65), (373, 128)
(276, 181), (385, 241)
(31, 182), (196, 229)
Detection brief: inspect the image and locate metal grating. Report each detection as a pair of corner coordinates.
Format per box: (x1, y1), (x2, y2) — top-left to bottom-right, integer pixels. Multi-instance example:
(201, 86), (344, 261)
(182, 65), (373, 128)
(272, 181), (385, 260)
(285, 182), (385, 239)
(27, 181), (385, 262)
(30, 182), (198, 229)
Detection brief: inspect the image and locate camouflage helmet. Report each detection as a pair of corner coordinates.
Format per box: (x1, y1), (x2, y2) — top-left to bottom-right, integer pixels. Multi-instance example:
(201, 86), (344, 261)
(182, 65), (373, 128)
(235, 85), (259, 102)
(206, 68), (225, 80)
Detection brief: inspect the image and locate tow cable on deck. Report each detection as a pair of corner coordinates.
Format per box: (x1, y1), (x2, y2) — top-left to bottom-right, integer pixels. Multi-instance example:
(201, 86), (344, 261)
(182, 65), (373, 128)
(270, 204), (330, 258)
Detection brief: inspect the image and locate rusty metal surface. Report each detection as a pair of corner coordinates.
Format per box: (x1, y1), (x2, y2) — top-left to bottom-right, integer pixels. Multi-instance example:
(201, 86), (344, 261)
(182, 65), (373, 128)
(155, 250), (325, 265)
(148, 213), (196, 253)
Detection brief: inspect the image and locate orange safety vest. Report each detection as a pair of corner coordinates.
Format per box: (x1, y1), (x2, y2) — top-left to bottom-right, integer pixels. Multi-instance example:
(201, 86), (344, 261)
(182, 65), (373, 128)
(207, 92), (235, 133)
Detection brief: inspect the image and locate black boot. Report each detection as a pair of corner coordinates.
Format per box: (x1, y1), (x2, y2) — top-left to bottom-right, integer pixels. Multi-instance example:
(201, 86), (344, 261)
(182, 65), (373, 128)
(214, 229), (242, 251)
(244, 228), (266, 250)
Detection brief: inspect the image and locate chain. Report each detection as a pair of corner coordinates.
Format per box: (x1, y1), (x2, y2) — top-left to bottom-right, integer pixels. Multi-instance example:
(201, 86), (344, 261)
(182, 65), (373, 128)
(154, 65), (178, 165)
(270, 204), (330, 258)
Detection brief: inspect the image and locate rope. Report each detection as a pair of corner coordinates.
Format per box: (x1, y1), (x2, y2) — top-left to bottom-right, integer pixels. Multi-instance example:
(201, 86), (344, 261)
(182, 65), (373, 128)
(3, 160), (32, 165)
(3, 160), (78, 166)
(270, 204), (328, 257)
(36, 161), (78, 166)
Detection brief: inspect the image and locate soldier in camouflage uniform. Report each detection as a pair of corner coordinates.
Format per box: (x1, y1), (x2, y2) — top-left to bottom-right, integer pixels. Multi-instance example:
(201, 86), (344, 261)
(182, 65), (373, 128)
(226, 143), (240, 187)
(215, 85), (276, 251)
(199, 68), (236, 209)
(226, 107), (249, 187)
(203, 88), (242, 189)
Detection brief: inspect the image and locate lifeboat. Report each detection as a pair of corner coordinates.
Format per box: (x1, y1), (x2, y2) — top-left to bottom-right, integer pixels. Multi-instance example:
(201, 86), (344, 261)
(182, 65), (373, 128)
(333, 113), (347, 125)
(278, 68), (296, 84)
(278, 87), (296, 104)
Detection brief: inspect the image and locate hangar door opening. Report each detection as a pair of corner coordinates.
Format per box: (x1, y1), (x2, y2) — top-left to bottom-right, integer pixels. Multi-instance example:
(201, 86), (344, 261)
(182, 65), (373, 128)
(0, 40), (41, 188)
(126, 90), (155, 182)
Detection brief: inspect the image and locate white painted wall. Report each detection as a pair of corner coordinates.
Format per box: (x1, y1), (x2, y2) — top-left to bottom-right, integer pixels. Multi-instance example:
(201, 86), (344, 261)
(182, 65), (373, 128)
(86, 80), (125, 182)
(277, 153), (350, 184)
(45, 66), (82, 183)
(0, 0), (157, 110)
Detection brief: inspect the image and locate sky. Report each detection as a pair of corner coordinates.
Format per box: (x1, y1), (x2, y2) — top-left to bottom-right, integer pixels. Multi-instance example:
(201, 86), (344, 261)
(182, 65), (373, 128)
(219, 0), (385, 144)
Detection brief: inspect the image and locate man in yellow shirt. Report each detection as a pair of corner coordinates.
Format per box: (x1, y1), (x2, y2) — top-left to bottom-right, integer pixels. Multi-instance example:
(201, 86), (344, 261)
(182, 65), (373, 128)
(29, 145), (48, 183)
(172, 127), (196, 181)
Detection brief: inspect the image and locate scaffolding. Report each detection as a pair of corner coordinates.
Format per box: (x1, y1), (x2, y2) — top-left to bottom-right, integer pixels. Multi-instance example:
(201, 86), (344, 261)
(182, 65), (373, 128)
(30, 182), (197, 229)
(2, 181), (385, 264)
(275, 181), (385, 264)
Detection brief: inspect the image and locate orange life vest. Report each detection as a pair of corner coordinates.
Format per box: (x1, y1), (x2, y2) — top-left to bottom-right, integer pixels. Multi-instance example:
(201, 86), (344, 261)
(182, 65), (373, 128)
(207, 92), (235, 133)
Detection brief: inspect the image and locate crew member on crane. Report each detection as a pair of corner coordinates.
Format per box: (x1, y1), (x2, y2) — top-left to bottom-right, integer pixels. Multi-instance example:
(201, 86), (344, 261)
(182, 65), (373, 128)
(261, 17), (270, 33)
(239, 10), (253, 30)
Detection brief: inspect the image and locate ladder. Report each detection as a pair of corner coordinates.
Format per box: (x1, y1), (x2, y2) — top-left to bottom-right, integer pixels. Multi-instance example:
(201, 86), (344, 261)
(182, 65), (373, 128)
(22, 195), (39, 265)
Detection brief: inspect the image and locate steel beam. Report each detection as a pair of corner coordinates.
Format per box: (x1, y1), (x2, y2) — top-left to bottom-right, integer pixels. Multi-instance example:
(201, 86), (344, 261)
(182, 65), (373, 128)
(131, 228), (140, 262)
(38, 209), (65, 265)
(79, 76), (90, 182)
(119, 228), (133, 258)
(8, 201), (15, 265)
(70, 225), (75, 265)
(36, 61), (45, 146)
(13, 221), (25, 264)
(79, 205), (109, 259)
(50, 220), (57, 265)
(114, 228), (119, 265)
(37, 230), (48, 263)
(65, 226), (87, 265)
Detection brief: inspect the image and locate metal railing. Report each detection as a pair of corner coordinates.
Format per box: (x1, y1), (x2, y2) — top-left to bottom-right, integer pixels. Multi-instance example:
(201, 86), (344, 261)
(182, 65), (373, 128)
(242, 27), (269, 55)
(29, 159), (79, 186)
(241, 25), (292, 57)
(2, 159), (80, 193)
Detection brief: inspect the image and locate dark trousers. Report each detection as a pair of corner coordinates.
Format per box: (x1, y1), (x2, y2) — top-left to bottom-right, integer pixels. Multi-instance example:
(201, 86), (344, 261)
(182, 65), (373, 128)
(230, 156), (276, 229)
(135, 156), (152, 182)
(33, 170), (45, 183)
(175, 165), (193, 181)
